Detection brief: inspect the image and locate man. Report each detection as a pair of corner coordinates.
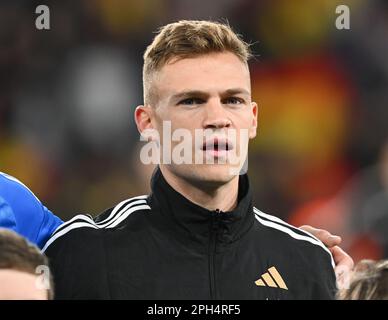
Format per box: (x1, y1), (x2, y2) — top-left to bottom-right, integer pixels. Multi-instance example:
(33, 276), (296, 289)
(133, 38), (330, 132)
(0, 173), (349, 273)
(0, 228), (53, 299)
(44, 20), (350, 299)
(0, 172), (63, 249)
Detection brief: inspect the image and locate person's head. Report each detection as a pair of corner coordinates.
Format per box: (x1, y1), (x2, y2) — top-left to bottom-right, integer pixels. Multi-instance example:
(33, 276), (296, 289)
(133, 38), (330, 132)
(337, 259), (388, 300)
(0, 229), (53, 300)
(135, 20), (258, 189)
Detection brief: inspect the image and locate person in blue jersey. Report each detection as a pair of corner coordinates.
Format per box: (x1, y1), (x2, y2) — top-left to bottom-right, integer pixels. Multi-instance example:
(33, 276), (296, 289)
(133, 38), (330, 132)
(0, 172), (63, 249)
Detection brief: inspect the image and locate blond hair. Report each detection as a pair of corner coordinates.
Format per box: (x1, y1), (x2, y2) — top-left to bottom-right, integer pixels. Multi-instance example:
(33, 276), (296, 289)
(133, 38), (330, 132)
(337, 259), (388, 300)
(143, 20), (252, 105)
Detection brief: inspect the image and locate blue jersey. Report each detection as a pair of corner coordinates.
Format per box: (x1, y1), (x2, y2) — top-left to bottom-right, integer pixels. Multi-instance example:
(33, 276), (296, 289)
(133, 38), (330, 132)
(0, 172), (63, 248)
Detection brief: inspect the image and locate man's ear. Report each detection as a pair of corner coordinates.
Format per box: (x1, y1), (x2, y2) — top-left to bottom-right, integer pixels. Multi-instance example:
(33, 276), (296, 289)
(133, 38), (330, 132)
(249, 102), (258, 139)
(134, 105), (154, 135)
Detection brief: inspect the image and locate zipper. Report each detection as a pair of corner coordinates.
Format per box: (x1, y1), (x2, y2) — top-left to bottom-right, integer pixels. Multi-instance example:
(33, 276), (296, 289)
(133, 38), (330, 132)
(209, 208), (221, 300)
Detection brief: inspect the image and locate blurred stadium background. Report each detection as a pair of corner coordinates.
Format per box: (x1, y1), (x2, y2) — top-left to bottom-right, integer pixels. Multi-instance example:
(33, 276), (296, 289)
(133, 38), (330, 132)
(0, 0), (387, 262)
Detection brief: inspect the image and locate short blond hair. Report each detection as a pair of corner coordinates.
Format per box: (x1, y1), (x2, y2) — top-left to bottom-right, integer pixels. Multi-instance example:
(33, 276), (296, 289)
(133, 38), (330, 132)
(337, 260), (388, 300)
(143, 20), (252, 105)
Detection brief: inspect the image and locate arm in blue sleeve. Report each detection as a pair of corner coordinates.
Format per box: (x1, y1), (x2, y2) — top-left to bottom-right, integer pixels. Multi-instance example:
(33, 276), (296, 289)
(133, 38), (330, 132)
(0, 172), (63, 248)
(0, 196), (17, 230)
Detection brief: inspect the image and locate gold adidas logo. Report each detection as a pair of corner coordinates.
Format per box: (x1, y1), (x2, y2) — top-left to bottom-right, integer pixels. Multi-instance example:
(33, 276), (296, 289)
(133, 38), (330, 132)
(255, 266), (288, 290)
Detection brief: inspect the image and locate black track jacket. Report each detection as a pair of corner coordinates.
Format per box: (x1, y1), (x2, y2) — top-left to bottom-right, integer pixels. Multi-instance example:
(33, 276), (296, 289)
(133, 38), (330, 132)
(44, 167), (337, 299)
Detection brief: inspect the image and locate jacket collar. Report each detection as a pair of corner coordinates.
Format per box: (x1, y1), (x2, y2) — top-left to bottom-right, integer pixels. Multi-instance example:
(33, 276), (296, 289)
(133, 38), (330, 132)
(149, 166), (254, 247)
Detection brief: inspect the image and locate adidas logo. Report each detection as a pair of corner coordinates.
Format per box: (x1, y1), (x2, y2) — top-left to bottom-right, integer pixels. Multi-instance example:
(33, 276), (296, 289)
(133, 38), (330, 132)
(255, 266), (288, 290)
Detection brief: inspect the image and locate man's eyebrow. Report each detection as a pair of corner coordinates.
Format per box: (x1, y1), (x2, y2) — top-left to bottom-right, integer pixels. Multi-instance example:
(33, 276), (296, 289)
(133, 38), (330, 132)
(223, 88), (251, 96)
(170, 88), (251, 102)
(170, 90), (209, 102)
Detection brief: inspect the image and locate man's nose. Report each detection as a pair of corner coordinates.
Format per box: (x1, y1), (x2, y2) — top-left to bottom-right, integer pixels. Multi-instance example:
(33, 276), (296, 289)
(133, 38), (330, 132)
(202, 100), (231, 129)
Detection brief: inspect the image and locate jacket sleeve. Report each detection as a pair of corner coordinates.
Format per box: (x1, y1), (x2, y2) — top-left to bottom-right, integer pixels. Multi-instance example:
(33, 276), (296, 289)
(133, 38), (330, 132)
(0, 173), (63, 248)
(309, 247), (338, 300)
(0, 196), (17, 230)
(44, 228), (109, 299)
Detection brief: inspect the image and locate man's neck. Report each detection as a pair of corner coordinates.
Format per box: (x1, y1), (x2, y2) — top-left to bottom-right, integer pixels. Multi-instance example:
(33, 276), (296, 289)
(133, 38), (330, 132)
(159, 166), (239, 212)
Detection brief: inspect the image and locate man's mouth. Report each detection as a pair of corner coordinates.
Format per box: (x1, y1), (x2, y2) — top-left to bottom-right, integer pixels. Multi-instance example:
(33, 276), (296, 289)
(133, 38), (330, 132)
(201, 138), (234, 158)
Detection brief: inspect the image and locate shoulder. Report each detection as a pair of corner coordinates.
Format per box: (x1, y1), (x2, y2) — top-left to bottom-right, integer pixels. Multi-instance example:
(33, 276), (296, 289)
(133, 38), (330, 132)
(0, 172), (41, 205)
(0, 172), (62, 247)
(43, 194), (151, 253)
(253, 207), (335, 269)
(0, 195), (16, 229)
(253, 207), (337, 299)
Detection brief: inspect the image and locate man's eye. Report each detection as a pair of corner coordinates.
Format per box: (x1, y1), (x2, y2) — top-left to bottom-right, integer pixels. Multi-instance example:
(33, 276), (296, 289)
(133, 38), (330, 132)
(178, 98), (204, 105)
(224, 97), (244, 105)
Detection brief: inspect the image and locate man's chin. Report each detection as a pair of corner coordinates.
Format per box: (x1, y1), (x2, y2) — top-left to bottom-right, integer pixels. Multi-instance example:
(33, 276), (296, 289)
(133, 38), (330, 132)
(174, 163), (239, 186)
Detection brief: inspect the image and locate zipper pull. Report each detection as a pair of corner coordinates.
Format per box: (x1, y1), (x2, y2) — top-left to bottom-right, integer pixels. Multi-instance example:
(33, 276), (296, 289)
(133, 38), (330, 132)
(212, 209), (222, 231)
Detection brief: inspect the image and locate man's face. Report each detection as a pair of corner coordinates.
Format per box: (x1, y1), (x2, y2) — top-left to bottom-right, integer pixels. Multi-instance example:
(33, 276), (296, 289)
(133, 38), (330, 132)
(0, 269), (48, 300)
(146, 52), (257, 187)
